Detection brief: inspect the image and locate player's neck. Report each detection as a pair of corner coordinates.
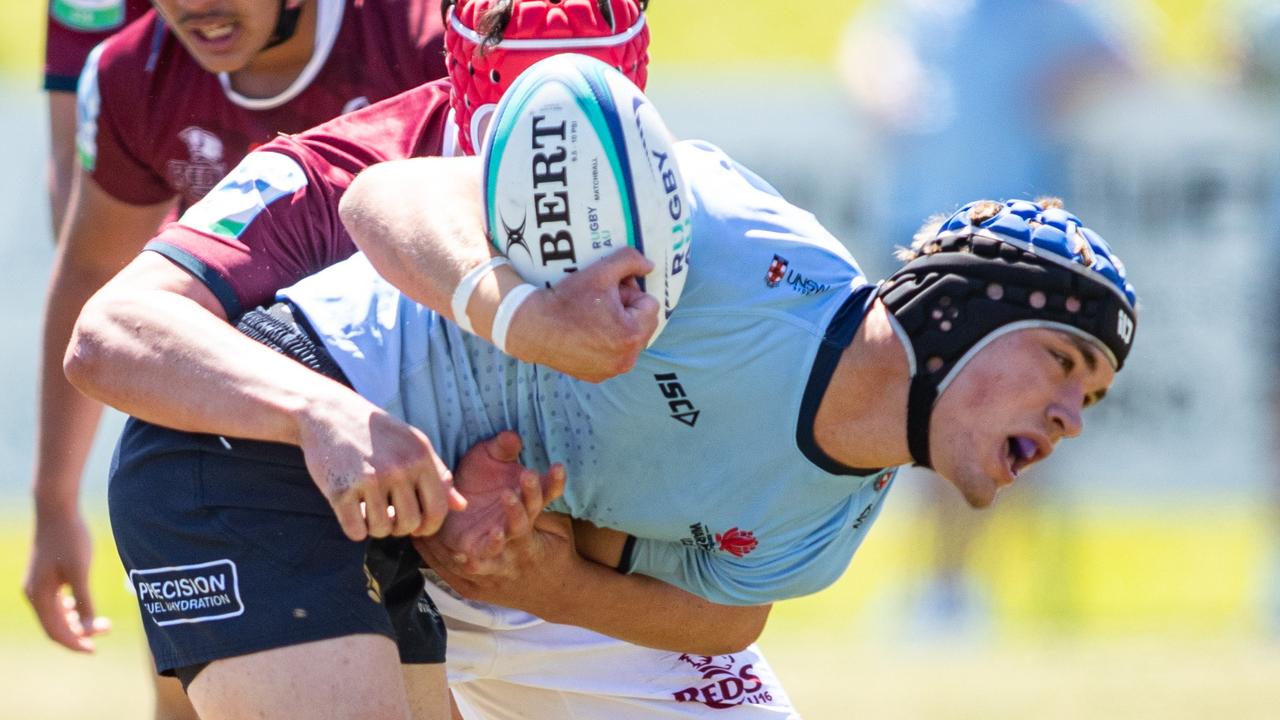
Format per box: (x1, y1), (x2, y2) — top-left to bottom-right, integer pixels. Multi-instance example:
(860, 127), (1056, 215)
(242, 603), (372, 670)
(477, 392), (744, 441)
(812, 299), (912, 469)
(229, 0), (319, 99)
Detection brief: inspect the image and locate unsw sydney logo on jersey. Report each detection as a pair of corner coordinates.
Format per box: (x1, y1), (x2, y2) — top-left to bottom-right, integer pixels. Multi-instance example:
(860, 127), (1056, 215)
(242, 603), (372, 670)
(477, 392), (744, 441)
(763, 254), (832, 296)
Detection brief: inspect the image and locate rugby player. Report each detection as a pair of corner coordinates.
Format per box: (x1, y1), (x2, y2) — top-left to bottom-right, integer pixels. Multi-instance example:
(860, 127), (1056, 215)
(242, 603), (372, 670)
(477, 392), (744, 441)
(67, 2), (785, 719)
(44, 0), (149, 238)
(28, 0), (446, 664)
(332, 157), (1139, 719)
(29, 0), (446, 716)
(66, 30), (1135, 720)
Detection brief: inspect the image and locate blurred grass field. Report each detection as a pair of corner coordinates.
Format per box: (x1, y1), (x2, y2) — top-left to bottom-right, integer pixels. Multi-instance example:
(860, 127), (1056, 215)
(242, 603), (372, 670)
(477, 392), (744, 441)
(3, 501), (1279, 719)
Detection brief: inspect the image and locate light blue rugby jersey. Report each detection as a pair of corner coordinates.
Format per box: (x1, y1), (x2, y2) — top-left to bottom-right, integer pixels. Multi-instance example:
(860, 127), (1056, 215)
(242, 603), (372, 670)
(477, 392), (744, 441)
(280, 141), (898, 606)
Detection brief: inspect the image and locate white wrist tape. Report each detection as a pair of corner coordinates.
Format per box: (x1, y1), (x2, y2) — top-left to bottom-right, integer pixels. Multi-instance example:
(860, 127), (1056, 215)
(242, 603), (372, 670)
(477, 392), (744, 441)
(451, 256), (511, 334)
(491, 284), (538, 354)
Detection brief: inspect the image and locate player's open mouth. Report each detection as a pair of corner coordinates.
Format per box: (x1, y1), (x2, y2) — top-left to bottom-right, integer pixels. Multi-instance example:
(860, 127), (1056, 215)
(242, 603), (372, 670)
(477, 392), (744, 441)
(200, 24), (234, 39)
(187, 20), (238, 44)
(1005, 436), (1042, 478)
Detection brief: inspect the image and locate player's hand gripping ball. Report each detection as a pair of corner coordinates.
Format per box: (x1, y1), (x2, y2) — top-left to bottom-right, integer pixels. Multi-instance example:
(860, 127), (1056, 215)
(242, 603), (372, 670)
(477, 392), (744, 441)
(481, 53), (692, 344)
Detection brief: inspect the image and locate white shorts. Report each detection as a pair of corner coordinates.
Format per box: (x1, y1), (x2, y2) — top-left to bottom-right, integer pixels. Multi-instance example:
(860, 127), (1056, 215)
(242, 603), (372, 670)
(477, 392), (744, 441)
(427, 577), (799, 719)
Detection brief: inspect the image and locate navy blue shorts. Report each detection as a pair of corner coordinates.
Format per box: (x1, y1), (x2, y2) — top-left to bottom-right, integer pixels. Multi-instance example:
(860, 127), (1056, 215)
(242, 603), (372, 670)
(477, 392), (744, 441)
(109, 417), (446, 678)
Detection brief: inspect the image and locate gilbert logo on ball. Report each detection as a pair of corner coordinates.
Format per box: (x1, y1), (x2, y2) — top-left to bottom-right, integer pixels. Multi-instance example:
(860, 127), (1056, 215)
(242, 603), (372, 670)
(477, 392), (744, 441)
(482, 53), (692, 343)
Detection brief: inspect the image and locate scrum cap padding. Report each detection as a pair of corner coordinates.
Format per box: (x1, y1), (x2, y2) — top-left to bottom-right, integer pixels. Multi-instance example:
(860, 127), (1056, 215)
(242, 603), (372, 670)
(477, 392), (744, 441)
(446, 0), (649, 154)
(878, 230), (1138, 468)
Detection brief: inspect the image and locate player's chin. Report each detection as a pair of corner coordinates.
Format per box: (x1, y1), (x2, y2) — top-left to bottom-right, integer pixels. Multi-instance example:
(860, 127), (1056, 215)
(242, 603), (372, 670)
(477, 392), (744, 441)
(186, 50), (250, 75)
(963, 488), (997, 509)
(954, 473), (999, 509)
(182, 32), (261, 74)
(937, 454), (1000, 508)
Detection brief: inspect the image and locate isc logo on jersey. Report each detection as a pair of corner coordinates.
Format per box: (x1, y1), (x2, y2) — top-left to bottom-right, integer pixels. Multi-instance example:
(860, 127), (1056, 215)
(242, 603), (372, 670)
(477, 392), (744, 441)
(178, 152), (308, 239)
(482, 54), (693, 344)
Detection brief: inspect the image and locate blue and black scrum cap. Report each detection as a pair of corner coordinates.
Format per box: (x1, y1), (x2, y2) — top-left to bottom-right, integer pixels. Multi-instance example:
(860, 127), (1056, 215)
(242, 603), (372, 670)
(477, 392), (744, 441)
(877, 199), (1139, 469)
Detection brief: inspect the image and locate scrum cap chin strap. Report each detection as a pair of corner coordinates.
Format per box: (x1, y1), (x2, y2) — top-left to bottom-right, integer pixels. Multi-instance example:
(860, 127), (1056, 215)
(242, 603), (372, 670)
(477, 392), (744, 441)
(264, 0), (305, 50)
(877, 232), (1136, 469)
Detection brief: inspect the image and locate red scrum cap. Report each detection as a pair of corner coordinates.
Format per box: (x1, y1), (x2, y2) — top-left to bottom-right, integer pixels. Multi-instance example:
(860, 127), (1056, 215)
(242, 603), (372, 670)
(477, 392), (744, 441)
(446, 0), (650, 154)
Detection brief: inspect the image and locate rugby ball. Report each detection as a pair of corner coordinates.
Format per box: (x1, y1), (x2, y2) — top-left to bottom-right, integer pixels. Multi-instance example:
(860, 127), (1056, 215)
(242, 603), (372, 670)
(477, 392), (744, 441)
(481, 53), (692, 344)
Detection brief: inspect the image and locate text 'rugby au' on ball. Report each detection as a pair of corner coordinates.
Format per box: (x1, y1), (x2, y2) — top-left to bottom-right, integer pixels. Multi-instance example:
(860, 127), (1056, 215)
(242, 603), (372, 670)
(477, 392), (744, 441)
(481, 53), (692, 343)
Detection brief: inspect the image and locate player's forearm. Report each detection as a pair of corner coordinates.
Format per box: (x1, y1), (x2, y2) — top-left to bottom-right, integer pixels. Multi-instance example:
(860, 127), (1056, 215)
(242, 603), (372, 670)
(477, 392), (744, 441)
(343, 156), (652, 381)
(344, 157), (494, 312)
(527, 559), (770, 655)
(342, 156), (536, 345)
(66, 284), (339, 446)
(47, 91), (78, 242)
(33, 353), (102, 511)
(33, 248), (131, 509)
(37, 172), (180, 508)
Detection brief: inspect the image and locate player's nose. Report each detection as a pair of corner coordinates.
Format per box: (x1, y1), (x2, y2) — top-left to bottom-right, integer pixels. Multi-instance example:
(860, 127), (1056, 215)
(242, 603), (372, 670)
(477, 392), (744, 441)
(1047, 395), (1083, 440)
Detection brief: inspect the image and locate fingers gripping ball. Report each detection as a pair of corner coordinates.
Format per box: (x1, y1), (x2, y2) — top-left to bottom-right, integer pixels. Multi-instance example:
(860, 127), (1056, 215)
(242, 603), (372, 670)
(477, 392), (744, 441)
(482, 53), (692, 344)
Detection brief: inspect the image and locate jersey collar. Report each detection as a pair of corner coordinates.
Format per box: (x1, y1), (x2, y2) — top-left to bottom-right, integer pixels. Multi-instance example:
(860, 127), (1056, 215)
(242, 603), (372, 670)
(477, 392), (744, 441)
(219, 0), (345, 111)
(795, 283), (884, 477)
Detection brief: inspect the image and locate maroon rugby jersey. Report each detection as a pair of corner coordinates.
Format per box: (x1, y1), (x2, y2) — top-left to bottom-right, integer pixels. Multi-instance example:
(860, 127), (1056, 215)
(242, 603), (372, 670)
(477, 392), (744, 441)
(78, 0), (446, 211)
(144, 79), (454, 318)
(44, 0), (150, 91)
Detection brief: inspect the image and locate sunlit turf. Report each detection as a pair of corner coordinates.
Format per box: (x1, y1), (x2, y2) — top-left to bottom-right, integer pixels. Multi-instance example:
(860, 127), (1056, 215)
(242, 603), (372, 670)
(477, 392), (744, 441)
(2, 504), (1278, 717)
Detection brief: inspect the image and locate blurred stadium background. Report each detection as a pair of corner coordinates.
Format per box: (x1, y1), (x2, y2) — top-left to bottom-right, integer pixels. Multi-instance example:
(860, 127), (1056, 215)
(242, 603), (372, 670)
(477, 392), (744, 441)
(4, 0), (1280, 717)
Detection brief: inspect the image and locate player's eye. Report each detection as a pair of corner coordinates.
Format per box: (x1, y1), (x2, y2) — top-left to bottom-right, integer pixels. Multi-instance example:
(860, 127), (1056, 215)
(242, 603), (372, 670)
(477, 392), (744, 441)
(1083, 387), (1108, 410)
(1049, 349), (1075, 375)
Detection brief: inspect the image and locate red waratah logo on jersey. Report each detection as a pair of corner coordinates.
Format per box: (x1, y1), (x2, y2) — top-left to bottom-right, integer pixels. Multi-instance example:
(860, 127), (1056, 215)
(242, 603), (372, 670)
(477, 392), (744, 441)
(874, 468), (897, 492)
(765, 254), (788, 287)
(715, 528), (758, 557)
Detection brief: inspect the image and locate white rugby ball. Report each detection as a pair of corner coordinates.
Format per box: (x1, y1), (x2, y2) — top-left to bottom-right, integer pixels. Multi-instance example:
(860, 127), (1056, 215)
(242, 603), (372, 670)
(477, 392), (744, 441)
(481, 53), (692, 344)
